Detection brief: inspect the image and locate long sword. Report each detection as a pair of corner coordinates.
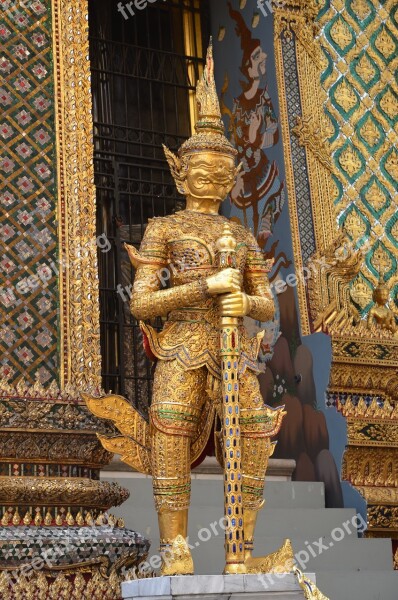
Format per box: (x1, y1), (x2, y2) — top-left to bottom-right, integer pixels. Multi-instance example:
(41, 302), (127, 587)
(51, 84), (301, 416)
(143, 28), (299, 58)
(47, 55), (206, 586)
(216, 223), (246, 574)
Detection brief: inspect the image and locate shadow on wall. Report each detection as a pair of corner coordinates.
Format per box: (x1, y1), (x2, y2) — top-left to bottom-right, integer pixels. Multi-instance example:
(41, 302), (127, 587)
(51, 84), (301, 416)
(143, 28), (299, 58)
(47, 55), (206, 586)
(259, 285), (344, 508)
(217, 1), (344, 509)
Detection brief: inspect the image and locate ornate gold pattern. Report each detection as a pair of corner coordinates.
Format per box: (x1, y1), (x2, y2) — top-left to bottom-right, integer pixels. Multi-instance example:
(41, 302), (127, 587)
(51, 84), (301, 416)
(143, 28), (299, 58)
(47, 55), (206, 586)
(245, 539), (294, 574)
(273, 0), (337, 336)
(0, 476), (128, 510)
(294, 567), (330, 600)
(52, 0), (101, 389)
(273, 0), (398, 548)
(85, 41), (287, 576)
(0, 565), (133, 600)
(0, 507), (125, 528)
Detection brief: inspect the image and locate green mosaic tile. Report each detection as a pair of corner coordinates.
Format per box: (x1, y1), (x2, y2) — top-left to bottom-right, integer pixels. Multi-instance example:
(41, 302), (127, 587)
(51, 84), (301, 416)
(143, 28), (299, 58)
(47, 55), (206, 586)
(360, 175), (391, 220)
(385, 212), (398, 250)
(366, 239), (397, 281)
(356, 112), (386, 153)
(324, 14), (356, 56)
(330, 77), (361, 119)
(370, 23), (398, 66)
(346, 0), (376, 29)
(334, 140), (366, 183)
(350, 50), (381, 92)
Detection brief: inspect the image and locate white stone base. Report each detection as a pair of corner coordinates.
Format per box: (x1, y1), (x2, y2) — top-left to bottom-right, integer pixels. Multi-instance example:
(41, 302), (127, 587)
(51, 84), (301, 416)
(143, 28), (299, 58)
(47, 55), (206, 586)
(122, 573), (313, 599)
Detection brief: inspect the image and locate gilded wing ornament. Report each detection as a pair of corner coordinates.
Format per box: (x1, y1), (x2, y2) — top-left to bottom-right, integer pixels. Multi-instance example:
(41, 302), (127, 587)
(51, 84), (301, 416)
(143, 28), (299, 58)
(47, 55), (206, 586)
(81, 393), (152, 475)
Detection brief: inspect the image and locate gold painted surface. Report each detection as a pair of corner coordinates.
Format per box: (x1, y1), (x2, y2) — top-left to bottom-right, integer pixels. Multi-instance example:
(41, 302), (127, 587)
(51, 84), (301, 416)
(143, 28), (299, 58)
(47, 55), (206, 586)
(273, 0), (398, 546)
(294, 567), (330, 600)
(245, 539), (294, 574)
(0, 476), (128, 509)
(52, 0), (101, 390)
(85, 41), (286, 576)
(0, 565), (138, 600)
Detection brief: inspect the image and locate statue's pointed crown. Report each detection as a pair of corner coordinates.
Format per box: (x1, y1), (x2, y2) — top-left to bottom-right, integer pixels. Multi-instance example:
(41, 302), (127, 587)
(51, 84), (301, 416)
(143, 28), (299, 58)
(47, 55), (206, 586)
(179, 39), (237, 158)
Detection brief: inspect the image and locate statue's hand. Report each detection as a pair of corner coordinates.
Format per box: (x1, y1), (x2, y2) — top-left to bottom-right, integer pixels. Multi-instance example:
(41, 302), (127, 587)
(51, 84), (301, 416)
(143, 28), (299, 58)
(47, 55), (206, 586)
(218, 292), (249, 317)
(206, 268), (241, 295)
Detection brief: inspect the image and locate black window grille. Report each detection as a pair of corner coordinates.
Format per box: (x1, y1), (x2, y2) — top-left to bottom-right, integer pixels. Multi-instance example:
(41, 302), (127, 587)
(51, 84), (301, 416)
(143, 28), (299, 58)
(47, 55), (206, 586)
(88, 0), (208, 417)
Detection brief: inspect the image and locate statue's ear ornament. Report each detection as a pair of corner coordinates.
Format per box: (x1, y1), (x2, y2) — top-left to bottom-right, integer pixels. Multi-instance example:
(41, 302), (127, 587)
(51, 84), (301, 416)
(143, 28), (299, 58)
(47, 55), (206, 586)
(163, 144), (186, 195)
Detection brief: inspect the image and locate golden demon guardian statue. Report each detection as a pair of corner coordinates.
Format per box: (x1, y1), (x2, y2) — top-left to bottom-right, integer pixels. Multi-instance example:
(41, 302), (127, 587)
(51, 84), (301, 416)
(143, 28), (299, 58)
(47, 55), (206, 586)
(84, 41), (290, 576)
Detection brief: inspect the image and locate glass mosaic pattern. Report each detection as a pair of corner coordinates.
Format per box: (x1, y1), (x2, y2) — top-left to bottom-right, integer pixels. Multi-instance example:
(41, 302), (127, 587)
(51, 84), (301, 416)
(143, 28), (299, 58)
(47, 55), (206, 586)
(318, 0), (398, 316)
(0, 0), (58, 383)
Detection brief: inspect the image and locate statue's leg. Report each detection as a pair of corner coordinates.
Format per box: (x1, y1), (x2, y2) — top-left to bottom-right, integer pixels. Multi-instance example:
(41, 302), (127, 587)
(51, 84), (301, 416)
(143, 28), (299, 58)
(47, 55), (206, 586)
(150, 359), (207, 575)
(239, 371), (271, 560)
(239, 371), (293, 572)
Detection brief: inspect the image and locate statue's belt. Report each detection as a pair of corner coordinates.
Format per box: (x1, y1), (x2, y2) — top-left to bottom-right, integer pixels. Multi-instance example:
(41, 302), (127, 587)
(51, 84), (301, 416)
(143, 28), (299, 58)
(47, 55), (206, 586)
(168, 308), (243, 327)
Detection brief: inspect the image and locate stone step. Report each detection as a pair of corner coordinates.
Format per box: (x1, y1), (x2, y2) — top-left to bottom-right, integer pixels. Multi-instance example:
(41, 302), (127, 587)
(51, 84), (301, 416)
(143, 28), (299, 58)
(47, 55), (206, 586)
(315, 570), (398, 600)
(102, 476), (326, 511)
(187, 508), (359, 540)
(187, 535), (393, 576)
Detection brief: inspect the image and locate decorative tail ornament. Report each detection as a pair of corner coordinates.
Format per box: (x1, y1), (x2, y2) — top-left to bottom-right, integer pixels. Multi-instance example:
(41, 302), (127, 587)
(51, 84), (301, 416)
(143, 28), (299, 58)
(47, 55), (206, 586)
(294, 567), (330, 600)
(82, 393), (152, 475)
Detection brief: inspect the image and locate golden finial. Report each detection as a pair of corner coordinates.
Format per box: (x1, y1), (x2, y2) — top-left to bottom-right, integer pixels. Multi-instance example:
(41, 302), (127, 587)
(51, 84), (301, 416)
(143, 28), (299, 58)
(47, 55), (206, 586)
(163, 39), (236, 188)
(195, 38), (224, 135)
(12, 509), (21, 526)
(23, 511), (32, 526)
(34, 508), (42, 526)
(76, 511), (85, 526)
(44, 510), (52, 526)
(95, 512), (105, 526)
(66, 510), (75, 526)
(216, 223), (237, 252)
(1, 511), (10, 526)
(55, 513), (63, 526)
(85, 512), (94, 526)
(117, 517), (125, 528)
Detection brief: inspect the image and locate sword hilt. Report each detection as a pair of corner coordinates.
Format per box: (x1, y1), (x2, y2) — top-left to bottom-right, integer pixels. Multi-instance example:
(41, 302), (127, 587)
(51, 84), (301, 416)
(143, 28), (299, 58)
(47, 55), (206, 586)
(216, 223), (237, 271)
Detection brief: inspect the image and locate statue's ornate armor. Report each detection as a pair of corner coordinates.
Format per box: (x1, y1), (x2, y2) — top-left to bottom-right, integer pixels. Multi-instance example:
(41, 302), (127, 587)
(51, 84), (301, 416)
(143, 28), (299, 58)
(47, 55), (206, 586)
(130, 209), (277, 516)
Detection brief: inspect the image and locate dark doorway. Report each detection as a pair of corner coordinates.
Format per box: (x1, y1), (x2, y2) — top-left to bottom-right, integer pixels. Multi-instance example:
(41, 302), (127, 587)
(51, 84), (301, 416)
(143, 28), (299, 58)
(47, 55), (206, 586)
(88, 0), (208, 416)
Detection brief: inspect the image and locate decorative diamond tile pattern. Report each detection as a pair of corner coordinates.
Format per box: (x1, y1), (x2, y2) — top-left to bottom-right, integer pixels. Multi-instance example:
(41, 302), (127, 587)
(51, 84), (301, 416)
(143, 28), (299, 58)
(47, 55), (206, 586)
(318, 0), (398, 316)
(282, 37), (316, 263)
(0, 0), (58, 383)
(0, 526), (150, 569)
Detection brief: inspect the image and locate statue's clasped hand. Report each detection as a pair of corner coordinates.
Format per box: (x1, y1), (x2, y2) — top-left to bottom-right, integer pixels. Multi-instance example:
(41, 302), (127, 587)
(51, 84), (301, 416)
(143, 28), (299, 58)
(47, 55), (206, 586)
(206, 268), (241, 295)
(218, 292), (249, 317)
(206, 269), (248, 317)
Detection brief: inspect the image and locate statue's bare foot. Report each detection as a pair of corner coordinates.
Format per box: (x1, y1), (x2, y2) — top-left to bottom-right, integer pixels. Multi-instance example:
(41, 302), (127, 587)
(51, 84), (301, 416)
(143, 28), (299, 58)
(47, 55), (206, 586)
(244, 539), (294, 574)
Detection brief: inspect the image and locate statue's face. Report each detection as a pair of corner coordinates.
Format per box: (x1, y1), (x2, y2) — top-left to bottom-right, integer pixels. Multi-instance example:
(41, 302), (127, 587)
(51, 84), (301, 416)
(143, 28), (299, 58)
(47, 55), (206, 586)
(185, 153), (237, 202)
(375, 287), (389, 305)
(248, 45), (267, 80)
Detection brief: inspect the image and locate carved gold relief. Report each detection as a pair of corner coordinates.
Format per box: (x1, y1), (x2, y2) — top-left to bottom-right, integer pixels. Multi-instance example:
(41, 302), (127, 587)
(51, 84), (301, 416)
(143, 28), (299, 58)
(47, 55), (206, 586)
(334, 80), (358, 113)
(0, 477), (128, 510)
(0, 565), (137, 600)
(349, 279), (373, 310)
(52, 0), (101, 390)
(350, 0), (372, 21)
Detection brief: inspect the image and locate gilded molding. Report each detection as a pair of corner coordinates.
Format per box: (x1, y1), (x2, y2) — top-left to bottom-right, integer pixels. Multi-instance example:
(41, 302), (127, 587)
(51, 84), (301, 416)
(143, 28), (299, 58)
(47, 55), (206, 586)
(0, 477), (128, 510)
(51, 0), (101, 390)
(0, 432), (112, 466)
(273, 0), (338, 335)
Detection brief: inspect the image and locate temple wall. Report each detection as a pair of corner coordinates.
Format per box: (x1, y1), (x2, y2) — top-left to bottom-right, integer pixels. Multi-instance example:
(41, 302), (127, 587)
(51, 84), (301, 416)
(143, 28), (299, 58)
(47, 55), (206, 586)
(210, 0), (397, 542)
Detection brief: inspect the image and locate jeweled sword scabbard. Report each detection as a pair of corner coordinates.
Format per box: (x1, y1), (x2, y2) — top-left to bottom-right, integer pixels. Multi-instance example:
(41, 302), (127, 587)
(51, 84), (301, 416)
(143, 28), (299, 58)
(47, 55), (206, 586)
(216, 223), (245, 574)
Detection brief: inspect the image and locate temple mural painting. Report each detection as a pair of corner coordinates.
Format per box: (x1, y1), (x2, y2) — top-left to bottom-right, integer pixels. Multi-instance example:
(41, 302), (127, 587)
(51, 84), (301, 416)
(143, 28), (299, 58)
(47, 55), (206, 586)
(211, 0), (345, 508)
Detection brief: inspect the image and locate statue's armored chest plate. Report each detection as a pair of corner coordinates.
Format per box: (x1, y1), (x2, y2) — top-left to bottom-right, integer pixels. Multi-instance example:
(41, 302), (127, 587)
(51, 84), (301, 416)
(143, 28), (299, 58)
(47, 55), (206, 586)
(162, 211), (249, 284)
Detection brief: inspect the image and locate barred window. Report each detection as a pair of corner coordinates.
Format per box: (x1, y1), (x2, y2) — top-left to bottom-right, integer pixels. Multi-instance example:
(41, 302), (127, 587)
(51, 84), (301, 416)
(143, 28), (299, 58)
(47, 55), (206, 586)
(89, 0), (208, 416)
